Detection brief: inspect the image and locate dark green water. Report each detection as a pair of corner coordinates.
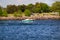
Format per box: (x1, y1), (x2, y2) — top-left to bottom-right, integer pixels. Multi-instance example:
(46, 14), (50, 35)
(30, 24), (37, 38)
(0, 20), (60, 40)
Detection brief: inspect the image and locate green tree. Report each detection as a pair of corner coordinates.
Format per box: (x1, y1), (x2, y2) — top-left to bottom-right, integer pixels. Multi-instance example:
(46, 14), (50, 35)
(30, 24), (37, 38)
(14, 12), (17, 17)
(18, 4), (26, 12)
(24, 9), (31, 16)
(40, 3), (50, 12)
(32, 7), (41, 13)
(34, 2), (41, 13)
(33, 2), (50, 13)
(27, 4), (34, 12)
(7, 5), (18, 13)
(51, 1), (60, 12)
(51, 1), (60, 16)
(14, 10), (22, 17)
(2, 10), (8, 17)
(17, 10), (22, 17)
(0, 7), (3, 16)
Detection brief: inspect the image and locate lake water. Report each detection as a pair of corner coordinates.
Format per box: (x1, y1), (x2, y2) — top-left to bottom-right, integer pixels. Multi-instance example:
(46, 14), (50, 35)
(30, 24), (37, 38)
(0, 20), (60, 40)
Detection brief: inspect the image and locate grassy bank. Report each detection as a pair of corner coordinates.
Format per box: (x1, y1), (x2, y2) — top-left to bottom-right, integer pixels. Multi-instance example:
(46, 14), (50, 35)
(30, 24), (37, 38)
(0, 12), (60, 20)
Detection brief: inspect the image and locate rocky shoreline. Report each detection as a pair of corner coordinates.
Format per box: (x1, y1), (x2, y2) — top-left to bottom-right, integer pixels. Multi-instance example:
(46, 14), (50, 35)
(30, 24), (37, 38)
(0, 16), (60, 20)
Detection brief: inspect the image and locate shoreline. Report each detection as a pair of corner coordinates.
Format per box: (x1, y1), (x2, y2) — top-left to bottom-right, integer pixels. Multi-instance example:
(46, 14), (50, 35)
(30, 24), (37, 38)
(0, 16), (60, 20)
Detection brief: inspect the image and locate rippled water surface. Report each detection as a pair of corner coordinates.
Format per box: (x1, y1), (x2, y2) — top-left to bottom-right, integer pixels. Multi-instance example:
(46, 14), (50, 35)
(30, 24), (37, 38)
(0, 20), (60, 40)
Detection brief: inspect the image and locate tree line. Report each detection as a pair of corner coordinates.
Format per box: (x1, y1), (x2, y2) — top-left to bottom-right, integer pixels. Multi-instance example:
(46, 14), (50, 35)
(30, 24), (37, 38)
(0, 1), (60, 17)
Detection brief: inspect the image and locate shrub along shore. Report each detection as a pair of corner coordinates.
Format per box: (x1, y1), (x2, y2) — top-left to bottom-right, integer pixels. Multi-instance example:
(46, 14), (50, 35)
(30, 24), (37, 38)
(0, 14), (60, 20)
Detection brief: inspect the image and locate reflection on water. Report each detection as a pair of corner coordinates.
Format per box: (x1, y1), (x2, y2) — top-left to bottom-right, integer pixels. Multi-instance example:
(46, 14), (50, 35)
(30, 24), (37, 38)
(0, 20), (60, 40)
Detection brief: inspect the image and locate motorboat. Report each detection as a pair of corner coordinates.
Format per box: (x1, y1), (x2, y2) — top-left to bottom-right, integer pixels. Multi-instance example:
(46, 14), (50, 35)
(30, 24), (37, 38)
(21, 19), (33, 24)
